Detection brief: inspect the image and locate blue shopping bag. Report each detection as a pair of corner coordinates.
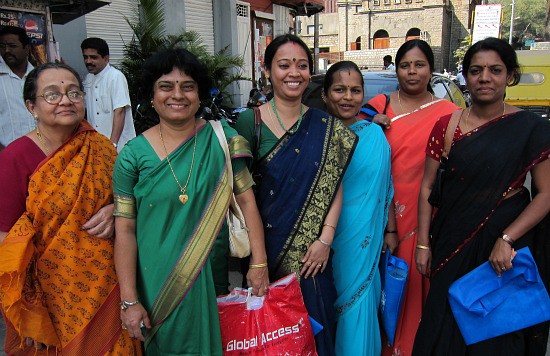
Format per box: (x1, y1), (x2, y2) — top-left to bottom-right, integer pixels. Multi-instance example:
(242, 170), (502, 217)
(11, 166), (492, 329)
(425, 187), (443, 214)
(379, 250), (408, 346)
(449, 247), (550, 345)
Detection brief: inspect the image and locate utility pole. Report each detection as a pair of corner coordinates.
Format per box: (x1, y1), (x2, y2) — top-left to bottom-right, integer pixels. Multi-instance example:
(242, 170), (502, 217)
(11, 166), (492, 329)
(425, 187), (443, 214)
(314, 13), (320, 74)
(509, 0), (516, 45)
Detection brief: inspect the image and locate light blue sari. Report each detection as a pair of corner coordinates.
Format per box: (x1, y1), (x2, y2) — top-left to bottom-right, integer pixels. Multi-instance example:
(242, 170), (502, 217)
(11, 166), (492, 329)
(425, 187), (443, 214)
(332, 119), (393, 356)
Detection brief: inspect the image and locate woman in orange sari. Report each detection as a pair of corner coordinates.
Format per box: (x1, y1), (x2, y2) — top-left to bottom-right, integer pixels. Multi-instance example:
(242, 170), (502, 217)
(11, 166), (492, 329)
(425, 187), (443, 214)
(0, 63), (140, 355)
(368, 40), (458, 356)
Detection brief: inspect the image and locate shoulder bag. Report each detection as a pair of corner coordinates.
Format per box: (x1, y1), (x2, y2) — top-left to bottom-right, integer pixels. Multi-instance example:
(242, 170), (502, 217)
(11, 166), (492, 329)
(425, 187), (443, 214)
(210, 120), (251, 258)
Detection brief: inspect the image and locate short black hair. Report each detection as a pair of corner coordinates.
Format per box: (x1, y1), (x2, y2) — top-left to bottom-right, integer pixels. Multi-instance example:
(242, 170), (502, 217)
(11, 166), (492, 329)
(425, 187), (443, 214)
(323, 61), (364, 96)
(0, 26), (30, 46)
(142, 48), (211, 101)
(264, 34), (313, 75)
(462, 37), (521, 86)
(80, 37), (109, 57)
(24, 63), (83, 104)
(383, 55), (392, 63)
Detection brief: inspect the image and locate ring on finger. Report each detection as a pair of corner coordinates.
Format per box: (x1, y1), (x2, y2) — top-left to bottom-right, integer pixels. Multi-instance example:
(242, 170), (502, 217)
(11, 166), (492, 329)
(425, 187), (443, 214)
(316, 264), (322, 268)
(140, 320), (145, 328)
(308, 261), (312, 266)
(121, 323), (127, 330)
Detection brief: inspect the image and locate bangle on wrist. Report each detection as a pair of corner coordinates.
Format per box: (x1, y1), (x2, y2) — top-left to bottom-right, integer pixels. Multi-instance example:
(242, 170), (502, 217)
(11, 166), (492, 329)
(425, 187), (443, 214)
(323, 223), (336, 230)
(416, 244), (430, 250)
(120, 299), (140, 311)
(249, 263), (268, 269)
(317, 237), (332, 248)
(385, 230), (397, 234)
(501, 234), (515, 246)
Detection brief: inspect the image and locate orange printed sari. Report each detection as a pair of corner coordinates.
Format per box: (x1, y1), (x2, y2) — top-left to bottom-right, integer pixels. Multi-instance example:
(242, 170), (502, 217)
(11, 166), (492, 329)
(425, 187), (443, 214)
(0, 121), (140, 355)
(369, 94), (458, 356)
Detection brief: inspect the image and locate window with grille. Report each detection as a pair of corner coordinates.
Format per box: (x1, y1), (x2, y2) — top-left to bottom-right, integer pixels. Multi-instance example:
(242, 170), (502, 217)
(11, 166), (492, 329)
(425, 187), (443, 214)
(236, 3), (248, 17)
(374, 0), (380, 5)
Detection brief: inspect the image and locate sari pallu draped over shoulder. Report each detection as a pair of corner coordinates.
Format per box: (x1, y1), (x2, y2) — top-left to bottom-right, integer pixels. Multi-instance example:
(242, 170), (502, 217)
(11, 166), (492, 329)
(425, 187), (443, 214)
(369, 94), (457, 356)
(413, 111), (550, 356)
(254, 108), (356, 356)
(254, 109), (357, 279)
(113, 122), (248, 354)
(0, 121), (140, 355)
(430, 111), (550, 276)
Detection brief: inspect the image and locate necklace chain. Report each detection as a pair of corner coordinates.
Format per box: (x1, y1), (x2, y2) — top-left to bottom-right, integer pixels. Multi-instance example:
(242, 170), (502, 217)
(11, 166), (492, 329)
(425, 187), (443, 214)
(270, 99), (304, 135)
(159, 122), (197, 205)
(397, 89), (434, 114)
(35, 126), (52, 155)
(267, 106), (284, 136)
(465, 102), (506, 133)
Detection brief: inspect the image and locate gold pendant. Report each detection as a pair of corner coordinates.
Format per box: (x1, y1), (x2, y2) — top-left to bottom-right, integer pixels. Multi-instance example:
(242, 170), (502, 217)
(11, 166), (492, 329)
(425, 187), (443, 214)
(179, 194), (188, 204)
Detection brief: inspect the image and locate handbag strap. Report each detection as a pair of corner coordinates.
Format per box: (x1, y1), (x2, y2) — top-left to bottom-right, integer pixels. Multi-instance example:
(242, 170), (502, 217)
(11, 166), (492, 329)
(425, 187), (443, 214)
(209, 120), (246, 221)
(442, 110), (462, 159)
(210, 120), (233, 189)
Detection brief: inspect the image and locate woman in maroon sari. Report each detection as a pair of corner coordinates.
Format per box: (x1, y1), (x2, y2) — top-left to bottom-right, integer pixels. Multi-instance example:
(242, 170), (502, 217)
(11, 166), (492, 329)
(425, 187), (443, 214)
(414, 38), (550, 355)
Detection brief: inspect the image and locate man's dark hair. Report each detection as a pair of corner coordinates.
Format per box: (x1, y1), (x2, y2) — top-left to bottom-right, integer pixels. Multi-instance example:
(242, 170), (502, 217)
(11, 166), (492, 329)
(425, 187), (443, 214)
(80, 37), (109, 57)
(0, 26), (30, 46)
(383, 55), (392, 63)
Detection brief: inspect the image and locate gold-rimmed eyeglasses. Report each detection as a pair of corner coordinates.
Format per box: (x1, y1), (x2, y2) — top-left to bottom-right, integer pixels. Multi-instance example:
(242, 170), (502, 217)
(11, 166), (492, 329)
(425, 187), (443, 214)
(36, 90), (86, 105)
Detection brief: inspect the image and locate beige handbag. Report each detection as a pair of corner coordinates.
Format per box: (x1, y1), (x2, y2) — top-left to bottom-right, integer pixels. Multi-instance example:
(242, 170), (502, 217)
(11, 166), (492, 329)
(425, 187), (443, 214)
(210, 120), (251, 258)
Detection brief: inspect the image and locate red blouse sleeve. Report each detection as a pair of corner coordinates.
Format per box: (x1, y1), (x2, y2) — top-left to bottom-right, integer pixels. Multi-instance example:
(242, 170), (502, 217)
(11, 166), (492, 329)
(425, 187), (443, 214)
(426, 114), (451, 161)
(0, 137), (45, 231)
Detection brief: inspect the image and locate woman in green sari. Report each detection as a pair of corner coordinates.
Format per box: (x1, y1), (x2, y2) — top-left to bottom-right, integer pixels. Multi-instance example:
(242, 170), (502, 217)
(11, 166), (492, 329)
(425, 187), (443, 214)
(113, 48), (269, 355)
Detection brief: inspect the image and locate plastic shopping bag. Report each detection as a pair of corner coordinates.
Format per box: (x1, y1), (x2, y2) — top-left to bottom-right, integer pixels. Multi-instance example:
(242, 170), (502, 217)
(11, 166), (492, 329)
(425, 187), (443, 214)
(379, 250), (408, 346)
(449, 247), (550, 345)
(217, 273), (317, 355)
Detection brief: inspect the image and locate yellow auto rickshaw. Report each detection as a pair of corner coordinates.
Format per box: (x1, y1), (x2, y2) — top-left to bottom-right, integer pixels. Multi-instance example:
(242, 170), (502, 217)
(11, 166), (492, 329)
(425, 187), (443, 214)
(505, 50), (550, 119)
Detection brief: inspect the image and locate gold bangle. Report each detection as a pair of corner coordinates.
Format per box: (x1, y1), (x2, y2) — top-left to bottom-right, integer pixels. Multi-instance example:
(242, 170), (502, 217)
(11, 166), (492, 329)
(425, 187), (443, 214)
(249, 263), (268, 269)
(416, 244), (431, 250)
(323, 223), (336, 230)
(501, 234), (515, 246)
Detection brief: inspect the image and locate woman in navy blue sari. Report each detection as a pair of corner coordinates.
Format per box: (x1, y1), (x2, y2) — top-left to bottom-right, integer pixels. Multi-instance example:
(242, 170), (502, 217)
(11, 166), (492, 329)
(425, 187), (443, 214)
(235, 34), (357, 356)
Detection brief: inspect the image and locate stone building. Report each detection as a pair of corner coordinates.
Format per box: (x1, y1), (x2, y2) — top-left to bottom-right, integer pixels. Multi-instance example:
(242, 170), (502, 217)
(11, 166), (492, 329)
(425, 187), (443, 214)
(299, 0), (481, 72)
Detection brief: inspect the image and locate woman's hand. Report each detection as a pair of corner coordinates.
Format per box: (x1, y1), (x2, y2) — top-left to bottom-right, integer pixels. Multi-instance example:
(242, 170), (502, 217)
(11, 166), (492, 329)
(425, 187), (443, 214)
(373, 113), (391, 129)
(24, 338), (46, 350)
(120, 303), (151, 342)
(82, 204), (114, 238)
(246, 266), (269, 297)
(415, 248), (432, 276)
(300, 240), (330, 279)
(489, 238), (515, 277)
(382, 232), (398, 253)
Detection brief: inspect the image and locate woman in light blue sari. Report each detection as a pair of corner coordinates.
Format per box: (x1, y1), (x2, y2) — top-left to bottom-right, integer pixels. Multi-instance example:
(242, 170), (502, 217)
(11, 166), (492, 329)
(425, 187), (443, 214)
(322, 61), (395, 356)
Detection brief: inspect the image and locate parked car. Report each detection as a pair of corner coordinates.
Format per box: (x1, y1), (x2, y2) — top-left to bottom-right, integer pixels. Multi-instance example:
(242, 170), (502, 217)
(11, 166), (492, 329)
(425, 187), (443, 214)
(302, 71), (469, 110)
(505, 50), (550, 119)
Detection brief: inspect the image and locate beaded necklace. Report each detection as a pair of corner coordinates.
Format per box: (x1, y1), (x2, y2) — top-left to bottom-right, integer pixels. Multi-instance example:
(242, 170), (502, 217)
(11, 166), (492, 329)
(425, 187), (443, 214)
(270, 99), (304, 135)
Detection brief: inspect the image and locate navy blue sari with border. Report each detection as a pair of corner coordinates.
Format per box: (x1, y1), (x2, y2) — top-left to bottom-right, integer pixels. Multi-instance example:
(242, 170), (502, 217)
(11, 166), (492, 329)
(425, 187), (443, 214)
(253, 108), (357, 356)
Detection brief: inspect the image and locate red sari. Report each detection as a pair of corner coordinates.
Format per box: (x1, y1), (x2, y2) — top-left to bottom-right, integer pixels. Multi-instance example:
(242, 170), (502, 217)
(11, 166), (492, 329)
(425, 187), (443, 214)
(369, 94), (458, 356)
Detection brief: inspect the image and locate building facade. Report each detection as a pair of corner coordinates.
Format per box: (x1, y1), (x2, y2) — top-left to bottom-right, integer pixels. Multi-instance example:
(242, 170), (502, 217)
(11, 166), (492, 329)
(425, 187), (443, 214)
(299, 0), (480, 72)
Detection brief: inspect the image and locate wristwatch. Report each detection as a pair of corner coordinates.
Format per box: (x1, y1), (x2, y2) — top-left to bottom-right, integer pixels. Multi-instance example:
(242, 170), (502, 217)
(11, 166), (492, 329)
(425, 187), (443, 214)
(120, 300), (140, 311)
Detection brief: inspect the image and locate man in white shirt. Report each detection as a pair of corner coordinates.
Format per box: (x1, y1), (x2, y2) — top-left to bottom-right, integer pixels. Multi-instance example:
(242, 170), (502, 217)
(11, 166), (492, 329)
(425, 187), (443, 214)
(81, 37), (135, 151)
(0, 26), (35, 150)
(383, 55), (395, 71)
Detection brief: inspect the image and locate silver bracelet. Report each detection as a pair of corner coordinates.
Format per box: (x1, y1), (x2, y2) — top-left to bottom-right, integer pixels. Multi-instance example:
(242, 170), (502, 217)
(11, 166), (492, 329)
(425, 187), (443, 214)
(317, 238), (331, 248)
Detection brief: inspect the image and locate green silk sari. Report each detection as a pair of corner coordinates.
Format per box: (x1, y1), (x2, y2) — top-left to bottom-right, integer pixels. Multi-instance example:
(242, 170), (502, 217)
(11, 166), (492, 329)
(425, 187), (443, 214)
(114, 121), (252, 355)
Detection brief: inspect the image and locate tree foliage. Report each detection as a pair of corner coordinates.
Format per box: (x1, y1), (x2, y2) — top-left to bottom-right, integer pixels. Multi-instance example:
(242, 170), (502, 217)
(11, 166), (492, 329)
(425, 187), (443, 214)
(489, 0), (547, 45)
(453, 35), (471, 69)
(120, 0), (249, 132)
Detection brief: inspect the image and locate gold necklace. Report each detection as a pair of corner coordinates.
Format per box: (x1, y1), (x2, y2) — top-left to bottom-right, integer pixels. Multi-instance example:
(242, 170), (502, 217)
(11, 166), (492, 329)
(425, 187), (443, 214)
(35, 126), (52, 155)
(466, 103), (506, 133)
(159, 122), (197, 205)
(397, 90), (434, 114)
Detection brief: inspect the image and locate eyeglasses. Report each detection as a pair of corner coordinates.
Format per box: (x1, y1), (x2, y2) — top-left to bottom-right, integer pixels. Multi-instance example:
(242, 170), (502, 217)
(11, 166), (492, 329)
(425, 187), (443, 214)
(37, 90), (86, 104)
